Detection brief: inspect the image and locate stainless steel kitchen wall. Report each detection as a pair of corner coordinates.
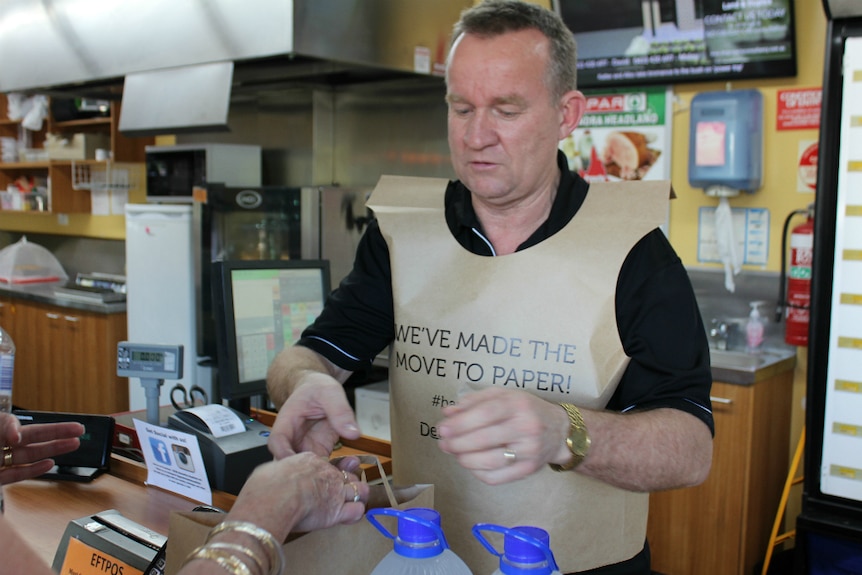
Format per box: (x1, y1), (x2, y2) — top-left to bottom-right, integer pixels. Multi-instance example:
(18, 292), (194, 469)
(176, 77), (453, 187)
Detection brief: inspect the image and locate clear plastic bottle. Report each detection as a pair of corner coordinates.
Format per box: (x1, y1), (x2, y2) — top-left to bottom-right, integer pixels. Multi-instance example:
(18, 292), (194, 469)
(0, 323), (14, 414)
(472, 524), (561, 575)
(0, 323), (14, 514)
(367, 507), (473, 575)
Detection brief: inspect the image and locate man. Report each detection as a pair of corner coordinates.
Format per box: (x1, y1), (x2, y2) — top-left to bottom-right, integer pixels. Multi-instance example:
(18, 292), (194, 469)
(266, 1), (714, 573)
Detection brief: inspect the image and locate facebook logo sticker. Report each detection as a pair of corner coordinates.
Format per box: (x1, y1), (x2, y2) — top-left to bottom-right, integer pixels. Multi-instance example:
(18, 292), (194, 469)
(149, 438), (172, 465)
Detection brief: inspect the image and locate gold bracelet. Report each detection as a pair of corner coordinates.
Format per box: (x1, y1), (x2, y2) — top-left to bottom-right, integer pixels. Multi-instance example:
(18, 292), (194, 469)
(208, 521), (285, 575)
(204, 542), (267, 575)
(183, 545), (253, 575)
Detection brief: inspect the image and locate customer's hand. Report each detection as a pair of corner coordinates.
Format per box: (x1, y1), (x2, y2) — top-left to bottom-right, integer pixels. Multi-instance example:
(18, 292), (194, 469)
(437, 387), (570, 485)
(267, 374), (360, 460)
(0, 412), (84, 485)
(225, 452), (369, 543)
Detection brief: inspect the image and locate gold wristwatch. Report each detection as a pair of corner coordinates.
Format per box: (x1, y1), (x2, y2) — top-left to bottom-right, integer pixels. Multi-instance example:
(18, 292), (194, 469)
(549, 403), (591, 472)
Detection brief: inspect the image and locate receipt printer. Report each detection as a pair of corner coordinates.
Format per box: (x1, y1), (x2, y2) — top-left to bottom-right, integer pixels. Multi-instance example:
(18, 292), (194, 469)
(167, 405), (273, 495)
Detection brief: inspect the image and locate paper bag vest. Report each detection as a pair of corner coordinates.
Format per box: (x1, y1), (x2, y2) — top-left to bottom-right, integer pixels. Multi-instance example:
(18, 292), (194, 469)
(367, 175), (672, 573)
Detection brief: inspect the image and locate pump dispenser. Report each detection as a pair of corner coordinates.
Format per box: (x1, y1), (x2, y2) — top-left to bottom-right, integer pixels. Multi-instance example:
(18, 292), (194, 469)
(746, 301), (766, 352)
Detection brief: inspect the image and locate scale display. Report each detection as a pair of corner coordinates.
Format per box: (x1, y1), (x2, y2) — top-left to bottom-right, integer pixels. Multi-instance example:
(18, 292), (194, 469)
(117, 342), (183, 380)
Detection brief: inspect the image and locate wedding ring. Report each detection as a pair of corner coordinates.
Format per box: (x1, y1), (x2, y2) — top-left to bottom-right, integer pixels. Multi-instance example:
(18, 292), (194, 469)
(349, 482), (360, 503)
(342, 470), (350, 482)
(2, 446), (12, 468)
(503, 448), (517, 463)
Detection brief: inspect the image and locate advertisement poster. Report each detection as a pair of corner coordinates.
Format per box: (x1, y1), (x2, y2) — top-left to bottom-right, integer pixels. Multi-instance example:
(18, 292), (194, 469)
(777, 87), (822, 130)
(561, 85), (672, 183)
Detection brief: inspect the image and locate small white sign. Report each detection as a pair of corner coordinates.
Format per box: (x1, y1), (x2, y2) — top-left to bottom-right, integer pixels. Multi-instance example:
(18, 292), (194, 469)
(133, 418), (213, 505)
(414, 46), (431, 74)
(697, 206), (770, 267)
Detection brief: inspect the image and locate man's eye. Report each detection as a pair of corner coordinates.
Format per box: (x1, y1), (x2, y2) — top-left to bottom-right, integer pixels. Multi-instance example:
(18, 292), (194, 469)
(452, 107), (472, 117)
(497, 108), (520, 118)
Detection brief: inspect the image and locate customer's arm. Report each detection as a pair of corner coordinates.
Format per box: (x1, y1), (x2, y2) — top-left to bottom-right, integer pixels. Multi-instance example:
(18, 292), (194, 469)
(0, 453), (368, 575)
(180, 453), (368, 575)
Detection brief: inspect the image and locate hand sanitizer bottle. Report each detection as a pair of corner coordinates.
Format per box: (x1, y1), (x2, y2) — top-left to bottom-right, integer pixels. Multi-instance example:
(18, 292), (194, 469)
(746, 301), (766, 352)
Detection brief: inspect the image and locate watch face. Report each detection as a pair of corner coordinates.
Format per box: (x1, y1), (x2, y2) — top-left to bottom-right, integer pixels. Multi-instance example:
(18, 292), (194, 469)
(568, 427), (591, 459)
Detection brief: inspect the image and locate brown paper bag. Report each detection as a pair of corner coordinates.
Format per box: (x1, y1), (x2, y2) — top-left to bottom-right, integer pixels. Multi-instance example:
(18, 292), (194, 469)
(164, 456), (433, 575)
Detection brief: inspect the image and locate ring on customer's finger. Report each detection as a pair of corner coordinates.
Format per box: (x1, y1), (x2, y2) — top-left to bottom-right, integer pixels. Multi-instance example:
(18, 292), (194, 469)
(503, 448), (517, 464)
(2, 446), (12, 468)
(342, 470), (350, 482)
(349, 482), (360, 503)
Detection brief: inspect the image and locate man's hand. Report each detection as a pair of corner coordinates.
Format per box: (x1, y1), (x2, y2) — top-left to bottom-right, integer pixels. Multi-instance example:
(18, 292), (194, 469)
(437, 387), (569, 485)
(267, 373), (361, 460)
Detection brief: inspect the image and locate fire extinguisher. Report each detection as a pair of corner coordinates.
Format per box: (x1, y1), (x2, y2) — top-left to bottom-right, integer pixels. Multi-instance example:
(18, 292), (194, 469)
(776, 204), (814, 346)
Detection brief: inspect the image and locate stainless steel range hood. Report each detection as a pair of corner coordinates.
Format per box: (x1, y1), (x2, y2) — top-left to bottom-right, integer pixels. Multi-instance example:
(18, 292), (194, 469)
(0, 0), (468, 135)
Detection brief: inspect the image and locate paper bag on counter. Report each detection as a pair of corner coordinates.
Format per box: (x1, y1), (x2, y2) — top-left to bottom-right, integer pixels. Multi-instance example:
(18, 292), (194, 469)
(164, 456), (433, 575)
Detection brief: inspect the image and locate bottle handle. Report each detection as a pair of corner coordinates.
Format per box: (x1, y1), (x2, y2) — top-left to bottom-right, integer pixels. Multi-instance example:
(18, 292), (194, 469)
(471, 523), (559, 572)
(366, 508), (450, 550)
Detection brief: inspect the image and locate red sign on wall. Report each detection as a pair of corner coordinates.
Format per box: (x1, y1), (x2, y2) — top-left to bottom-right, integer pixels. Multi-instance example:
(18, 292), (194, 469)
(777, 88), (822, 131)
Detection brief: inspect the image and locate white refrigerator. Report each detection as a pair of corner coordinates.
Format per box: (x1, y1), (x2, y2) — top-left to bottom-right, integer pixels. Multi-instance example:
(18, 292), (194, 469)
(124, 204), (212, 413)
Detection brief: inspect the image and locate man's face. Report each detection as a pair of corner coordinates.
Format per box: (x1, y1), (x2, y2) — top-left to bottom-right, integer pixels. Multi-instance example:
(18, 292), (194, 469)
(446, 28), (572, 206)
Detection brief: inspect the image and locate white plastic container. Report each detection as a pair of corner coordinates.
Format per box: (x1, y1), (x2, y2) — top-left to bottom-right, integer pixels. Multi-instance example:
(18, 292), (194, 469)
(472, 524), (561, 575)
(367, 507), (473, 575)
(688, 89), (763, 195)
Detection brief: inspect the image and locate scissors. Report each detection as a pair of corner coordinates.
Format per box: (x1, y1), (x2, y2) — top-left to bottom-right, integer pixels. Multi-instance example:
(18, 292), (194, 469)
(170, 383), (209, 410)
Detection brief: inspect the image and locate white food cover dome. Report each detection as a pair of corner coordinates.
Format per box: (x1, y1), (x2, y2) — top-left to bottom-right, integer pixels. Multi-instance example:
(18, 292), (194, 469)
(0, 236), (68, 284)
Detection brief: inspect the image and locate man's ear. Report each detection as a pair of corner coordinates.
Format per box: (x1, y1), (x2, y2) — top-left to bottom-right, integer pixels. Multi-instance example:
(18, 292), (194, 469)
(559, 90), (587, 139)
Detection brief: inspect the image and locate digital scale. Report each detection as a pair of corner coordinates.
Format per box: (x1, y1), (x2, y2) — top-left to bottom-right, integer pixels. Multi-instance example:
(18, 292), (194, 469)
(117, 342), (183, 425)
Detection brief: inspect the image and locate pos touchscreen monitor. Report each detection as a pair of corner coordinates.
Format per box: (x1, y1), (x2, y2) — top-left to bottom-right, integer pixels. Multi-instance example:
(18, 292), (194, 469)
(212, 259), (330, 413)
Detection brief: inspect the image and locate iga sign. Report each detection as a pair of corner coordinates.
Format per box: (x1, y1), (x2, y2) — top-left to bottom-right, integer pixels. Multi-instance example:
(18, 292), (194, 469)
(777, 88), (822, 131)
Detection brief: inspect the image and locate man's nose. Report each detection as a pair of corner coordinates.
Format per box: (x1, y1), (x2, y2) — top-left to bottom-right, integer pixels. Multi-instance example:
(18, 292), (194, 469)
(464, 111), (498, 148)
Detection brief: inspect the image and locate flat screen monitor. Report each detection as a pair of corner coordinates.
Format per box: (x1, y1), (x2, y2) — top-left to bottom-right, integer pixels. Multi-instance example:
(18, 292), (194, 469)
(212, 259), (330, 411)
(554, 0), (797, 89)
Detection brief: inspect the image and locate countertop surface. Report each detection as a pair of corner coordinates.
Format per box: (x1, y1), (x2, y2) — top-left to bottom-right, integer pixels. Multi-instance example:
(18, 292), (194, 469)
(709, 346), (797, 385)
(0, 281), (126, 314)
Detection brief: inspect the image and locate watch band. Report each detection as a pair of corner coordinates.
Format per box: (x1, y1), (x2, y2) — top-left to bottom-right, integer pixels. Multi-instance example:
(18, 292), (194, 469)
(549, 403), (591, 472)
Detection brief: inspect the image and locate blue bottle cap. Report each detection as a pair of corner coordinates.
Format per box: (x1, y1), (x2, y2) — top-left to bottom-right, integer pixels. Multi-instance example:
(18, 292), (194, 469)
(394, 508), (445, 559)
(504, 526), (550, 565)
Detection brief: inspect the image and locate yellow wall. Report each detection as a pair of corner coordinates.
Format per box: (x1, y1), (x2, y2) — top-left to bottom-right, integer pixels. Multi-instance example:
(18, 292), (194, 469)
(668, 0), (825, 270)
(663, 0), (827, 532)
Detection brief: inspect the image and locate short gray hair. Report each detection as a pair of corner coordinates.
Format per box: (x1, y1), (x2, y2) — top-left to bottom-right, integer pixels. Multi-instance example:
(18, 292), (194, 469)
(449, 0), (578, 100)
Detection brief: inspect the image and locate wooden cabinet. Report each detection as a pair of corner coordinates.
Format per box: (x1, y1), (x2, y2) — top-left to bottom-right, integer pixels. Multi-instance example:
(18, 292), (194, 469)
(647, 372), (794, 575)
(5, 298), (128, 414)
(0, 94), (151, 239)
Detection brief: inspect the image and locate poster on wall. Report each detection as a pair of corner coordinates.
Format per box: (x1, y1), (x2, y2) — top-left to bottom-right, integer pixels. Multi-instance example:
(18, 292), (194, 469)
(777, 87), (822, 131)
(561, 85), (672, 183)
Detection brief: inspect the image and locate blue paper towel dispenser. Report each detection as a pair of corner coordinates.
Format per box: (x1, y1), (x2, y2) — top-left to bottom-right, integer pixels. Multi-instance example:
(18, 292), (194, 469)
(688, 89), (763, 196)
